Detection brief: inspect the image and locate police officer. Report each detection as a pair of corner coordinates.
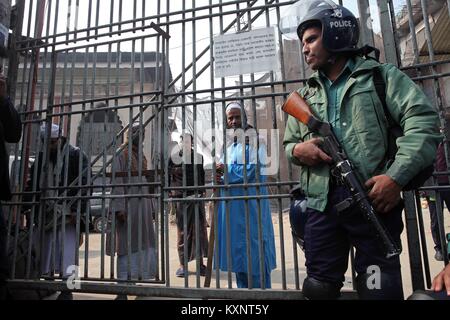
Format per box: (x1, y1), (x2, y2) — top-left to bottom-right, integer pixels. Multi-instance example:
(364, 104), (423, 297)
(282, 0), (441, 299)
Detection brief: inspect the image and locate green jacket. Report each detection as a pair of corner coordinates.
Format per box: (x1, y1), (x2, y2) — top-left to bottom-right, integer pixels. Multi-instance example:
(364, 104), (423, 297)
(283, 56), (441, 212)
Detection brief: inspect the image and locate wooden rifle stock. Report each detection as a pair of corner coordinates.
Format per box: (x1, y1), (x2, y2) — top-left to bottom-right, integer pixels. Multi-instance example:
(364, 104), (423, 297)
(282, 91), (313, 125)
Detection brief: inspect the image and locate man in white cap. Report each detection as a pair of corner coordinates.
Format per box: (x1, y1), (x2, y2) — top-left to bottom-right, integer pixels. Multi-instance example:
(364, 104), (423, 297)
(24, 123), (90, 300)
(215, 101), (276, 289)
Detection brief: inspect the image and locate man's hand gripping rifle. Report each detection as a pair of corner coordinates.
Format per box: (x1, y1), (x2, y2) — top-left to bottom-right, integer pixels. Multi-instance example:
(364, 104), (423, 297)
(282, 91), (401, 259)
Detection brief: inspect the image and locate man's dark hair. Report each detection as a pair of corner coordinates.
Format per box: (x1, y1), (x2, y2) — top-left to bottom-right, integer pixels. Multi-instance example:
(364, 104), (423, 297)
(297, 20), (322, 42)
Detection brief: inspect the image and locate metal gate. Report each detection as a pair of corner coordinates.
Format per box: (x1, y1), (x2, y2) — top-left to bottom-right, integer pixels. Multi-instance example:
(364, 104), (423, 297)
(3, 0), (450, 299)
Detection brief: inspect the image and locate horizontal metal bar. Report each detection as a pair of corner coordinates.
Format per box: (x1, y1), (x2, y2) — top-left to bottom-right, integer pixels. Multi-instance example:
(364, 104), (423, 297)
(40, 194), (162, 201)
(11, 180), (297, 195)
(20, 90), (163, 111)
(166, 194), (292, 202)
(166, 181), (297, 191)
(38, 275), (165, 285)
(164, 92), (292, 109)
(400, 59), (450, 71)
(19, 100), (162, 121)
(418, 185), (450, 191)
(432, 171), (450, 175)
(10, 184), (159, 197)
(165, 79), (307, 98)
(7, 279), (309, 299)
(18, 26), (161, 53)
(410, 72), (450, 82)
(9, 193), (292, 204)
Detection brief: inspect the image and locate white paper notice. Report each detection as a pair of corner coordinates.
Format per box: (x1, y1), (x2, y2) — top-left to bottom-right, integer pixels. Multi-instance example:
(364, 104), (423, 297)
(213, 27), (279, 78)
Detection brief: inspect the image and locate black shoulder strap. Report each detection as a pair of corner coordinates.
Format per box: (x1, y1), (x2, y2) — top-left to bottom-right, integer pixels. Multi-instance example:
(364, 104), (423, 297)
(372, 67), (403, 137)
(372, 67), (404, 162)
(373, 67), (391, 127)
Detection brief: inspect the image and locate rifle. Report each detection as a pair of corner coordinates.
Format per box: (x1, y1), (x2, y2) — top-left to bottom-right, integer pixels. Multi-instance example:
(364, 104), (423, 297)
(282, 91), (401, 259)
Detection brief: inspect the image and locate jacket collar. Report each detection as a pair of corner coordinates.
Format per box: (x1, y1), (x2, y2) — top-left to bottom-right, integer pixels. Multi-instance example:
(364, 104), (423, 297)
(307, 56), (381, 87)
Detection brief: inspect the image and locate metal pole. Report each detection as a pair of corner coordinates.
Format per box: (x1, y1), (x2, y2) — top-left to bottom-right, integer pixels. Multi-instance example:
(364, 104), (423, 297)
(376, 0), (399, 65)
(357, 0), (375, 48)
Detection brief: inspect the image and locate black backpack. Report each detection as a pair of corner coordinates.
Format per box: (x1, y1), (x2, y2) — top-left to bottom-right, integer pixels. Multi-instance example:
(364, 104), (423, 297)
(372, 67), (434, 191)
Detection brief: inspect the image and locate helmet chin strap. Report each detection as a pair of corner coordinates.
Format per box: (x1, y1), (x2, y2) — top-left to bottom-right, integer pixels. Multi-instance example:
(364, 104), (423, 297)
(327, 55), (337, 64)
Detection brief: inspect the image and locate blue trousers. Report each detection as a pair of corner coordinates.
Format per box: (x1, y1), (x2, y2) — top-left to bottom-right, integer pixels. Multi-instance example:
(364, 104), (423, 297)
(304, 185), (404, 299)
(235, 270), (271, 289)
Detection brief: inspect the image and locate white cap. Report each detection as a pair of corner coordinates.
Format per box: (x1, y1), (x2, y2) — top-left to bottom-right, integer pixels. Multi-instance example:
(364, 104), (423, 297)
(40, 123), (61, 139)
(225, 102), (243, 113)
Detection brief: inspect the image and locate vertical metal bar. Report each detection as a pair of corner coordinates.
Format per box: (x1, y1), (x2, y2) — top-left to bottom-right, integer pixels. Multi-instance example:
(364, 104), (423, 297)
(161, 7), (170, 287)
(81, 43), (90, 278)
(133, 0), (137, 30)
(87, 0), (92, 39)
(217, 0), (232, 290)
(86, 47), (98, 280)
(349, 247), (357, 290)
(118, 0), (123, 36)
(95, 0), (100, 39)
(99, 100), (108, 280)
(177, 0), (186, 287)
(447, 0), (450, 18)
(136, 116), (144, 281)
(109, 0), (114, 34)
(40, 51), (58, 280)
(9, 0), (30, 278)
(137, 33), (146, 282)
(74, 0), (79, 43)
(414, 191), (432, 288)
(434, 188), (450, 266)
(376, 0), (399, 65)
(59, 49), (71, 280)
(181, 0), (189, 288)
(142, 0), (146, 30)
(66, 0), (72, 44)
(21, 0), (46, 279)
(104, 43), (113, 281)
(155, 0), (165, 285)
(204, 0), (217, 289)
(191, 0), (202, 288)
(267, 0), (287, 290)
(357, 0), (375, 48)
(6, 0), (25, 101)
(16, 0), (39, 252)
(109, 42), (121, 280)
(403, 191), (425, 291)
(386, 0), (402, 66)
(126, 40), (136, 281)
(406, 0), (421, 65)
(165, 0), (171, 286)
(68, 48), (80, 279)
(234, 0), (253, 290)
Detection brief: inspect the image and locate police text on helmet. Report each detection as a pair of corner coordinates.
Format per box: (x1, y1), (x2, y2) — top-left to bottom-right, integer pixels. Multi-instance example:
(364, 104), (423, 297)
(329, 20), (352, 28)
